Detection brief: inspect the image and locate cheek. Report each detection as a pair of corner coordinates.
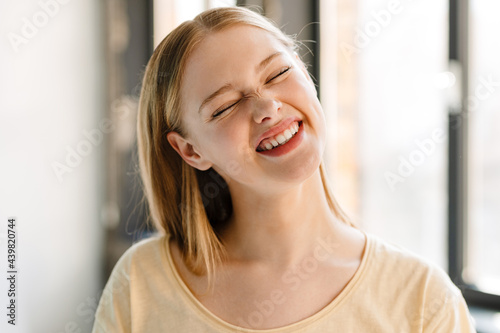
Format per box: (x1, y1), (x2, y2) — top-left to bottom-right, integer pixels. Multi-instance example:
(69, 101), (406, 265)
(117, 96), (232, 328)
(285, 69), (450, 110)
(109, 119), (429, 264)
(207, 136), (254, 182)
(202, 121), (252, 162)
(279, 74), (324, 122)
(281, 75), (327, 147)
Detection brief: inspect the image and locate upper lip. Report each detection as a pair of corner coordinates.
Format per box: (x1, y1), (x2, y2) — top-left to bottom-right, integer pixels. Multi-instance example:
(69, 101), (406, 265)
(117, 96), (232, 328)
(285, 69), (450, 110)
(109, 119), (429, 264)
(254, 116), (301, 150)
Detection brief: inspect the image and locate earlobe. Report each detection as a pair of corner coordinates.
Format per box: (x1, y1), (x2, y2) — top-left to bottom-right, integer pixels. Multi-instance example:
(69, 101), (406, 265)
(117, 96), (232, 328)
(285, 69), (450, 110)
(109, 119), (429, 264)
(166, 132), (212, 171)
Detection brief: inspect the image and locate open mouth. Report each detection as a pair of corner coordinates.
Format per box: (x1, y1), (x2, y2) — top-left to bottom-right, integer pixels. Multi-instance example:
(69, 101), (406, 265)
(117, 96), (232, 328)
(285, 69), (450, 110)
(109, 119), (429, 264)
(256, 121), (302, 152)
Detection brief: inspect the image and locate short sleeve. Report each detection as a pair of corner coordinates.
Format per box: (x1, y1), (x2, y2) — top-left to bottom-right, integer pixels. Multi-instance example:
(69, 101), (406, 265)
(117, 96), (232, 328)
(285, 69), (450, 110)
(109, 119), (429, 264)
(421, 269), (476, 333)
(91, 253), (133, 333)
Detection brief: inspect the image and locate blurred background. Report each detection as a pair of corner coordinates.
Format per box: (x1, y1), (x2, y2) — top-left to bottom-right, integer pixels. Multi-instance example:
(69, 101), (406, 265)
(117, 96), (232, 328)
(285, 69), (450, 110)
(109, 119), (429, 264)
(1, 0), (499, 332)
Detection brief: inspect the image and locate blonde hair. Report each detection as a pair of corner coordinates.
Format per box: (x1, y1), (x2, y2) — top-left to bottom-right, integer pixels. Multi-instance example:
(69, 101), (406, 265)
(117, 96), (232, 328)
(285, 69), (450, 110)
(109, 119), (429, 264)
(137, 6), (351, 280)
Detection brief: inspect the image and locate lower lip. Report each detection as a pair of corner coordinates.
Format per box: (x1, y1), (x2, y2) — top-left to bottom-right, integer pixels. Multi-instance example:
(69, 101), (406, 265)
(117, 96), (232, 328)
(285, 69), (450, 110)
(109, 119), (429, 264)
(256, 121), (304, 157)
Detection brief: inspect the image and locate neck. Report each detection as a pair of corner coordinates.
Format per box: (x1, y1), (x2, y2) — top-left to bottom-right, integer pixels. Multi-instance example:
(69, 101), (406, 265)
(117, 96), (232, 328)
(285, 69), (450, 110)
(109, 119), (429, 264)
(221, 168), (345, 267)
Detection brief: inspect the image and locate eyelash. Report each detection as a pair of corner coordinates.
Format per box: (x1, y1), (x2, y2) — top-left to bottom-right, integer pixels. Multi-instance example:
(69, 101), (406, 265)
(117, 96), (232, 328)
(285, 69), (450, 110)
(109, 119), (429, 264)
(266, 66), (291, 83)
(211, 66), (292, 119)
(212, 101), (239, 118)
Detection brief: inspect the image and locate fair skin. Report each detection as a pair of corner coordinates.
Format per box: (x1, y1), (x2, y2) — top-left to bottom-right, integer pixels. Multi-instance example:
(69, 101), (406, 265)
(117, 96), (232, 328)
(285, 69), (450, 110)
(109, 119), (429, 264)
(167, 24), (366, 330)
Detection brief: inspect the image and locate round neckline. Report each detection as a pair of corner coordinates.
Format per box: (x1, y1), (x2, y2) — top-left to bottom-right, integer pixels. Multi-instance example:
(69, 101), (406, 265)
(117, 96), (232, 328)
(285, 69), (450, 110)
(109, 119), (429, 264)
(161, 231), (372, 332)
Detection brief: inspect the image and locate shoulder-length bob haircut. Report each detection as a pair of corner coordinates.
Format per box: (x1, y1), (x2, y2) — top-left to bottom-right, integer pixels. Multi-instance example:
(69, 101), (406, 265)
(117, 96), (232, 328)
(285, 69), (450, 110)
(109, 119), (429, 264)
(137, 6), (351, 279)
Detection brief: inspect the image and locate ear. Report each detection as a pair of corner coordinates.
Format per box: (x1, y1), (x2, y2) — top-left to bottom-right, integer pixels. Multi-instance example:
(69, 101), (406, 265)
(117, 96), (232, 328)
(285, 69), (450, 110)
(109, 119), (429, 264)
(167, 131), (212, 171)
(294, 52), (315, 87)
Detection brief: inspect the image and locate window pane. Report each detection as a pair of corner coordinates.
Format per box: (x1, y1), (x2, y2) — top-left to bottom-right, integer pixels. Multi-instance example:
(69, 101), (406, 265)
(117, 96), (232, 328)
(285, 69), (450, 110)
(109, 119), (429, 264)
(465, 0), (500, 295)
(330, 0), (448, 268)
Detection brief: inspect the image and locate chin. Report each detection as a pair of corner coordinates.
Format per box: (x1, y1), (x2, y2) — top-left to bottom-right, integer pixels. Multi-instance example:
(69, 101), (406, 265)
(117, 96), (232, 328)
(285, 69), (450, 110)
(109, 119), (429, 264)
(275, 150), (322, 184)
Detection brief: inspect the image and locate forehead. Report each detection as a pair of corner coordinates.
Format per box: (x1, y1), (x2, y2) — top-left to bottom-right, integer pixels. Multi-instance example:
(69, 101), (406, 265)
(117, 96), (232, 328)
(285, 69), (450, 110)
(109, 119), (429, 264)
(180, 25), (290, 113)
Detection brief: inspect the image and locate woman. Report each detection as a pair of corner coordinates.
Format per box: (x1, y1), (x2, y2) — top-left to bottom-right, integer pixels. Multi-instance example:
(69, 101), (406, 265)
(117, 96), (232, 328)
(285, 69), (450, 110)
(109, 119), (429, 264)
(93, 6), (476, 332)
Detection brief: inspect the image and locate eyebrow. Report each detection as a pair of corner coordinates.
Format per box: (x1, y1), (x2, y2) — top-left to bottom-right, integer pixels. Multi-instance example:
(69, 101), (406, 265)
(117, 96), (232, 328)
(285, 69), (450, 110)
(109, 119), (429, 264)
(257, 51), (283, 72)
(198, 51), (284, 113)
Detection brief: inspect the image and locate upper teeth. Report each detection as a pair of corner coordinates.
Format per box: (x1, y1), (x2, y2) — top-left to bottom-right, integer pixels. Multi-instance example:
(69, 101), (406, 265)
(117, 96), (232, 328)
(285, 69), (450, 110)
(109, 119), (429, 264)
(259, 122), (300, 151)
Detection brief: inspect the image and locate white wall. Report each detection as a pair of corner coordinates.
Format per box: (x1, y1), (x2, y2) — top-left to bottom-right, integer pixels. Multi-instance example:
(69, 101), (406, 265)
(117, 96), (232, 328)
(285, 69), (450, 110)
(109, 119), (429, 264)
(0, 0), (105, 332)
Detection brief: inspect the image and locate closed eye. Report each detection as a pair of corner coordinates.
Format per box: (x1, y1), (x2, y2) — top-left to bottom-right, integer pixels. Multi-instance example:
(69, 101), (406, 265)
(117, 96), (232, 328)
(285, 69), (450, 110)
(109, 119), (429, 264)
(266, 66), (291, 83)
(211, 66), (291, 119)
(212, 100), (239, 118)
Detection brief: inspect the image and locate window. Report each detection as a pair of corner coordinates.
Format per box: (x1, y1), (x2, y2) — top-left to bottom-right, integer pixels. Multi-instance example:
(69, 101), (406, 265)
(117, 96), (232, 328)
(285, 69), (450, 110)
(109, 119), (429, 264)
(153, 0), (237, 47)
(325, 0), (449, 269)
(325, 0), (500, 319)
(461, 0), (500, 301)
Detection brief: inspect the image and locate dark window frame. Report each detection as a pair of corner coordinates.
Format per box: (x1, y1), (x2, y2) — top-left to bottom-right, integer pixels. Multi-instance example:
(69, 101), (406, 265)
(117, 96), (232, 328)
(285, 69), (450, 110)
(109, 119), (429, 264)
(448, 0), (500, 311)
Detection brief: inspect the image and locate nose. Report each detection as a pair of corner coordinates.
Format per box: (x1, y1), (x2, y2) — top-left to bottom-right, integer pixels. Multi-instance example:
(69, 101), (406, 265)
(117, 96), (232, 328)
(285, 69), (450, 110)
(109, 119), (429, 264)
(250, 96), (282, 123)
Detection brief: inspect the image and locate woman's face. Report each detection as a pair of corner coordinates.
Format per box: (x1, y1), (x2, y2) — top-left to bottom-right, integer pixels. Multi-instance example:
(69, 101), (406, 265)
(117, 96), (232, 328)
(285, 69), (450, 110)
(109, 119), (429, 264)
(173, 24), (327, 191)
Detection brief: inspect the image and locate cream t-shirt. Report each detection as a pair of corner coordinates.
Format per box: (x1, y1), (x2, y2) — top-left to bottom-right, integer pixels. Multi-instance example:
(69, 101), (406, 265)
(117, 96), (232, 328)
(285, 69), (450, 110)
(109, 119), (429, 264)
(92, 232), (476, 332)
